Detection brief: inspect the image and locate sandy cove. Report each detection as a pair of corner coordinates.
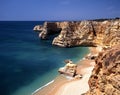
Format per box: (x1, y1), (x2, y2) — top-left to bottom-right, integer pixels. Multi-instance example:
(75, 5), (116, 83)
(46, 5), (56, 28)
(55, 66), (94, 95)
(33, 47), (101, 95)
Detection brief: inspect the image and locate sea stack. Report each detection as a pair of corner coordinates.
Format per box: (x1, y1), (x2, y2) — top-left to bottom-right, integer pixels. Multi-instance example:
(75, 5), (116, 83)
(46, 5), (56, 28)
(33, 22), (61, 39)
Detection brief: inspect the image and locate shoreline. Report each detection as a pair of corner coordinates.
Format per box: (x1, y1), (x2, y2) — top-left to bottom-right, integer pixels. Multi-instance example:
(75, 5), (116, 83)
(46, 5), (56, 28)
(33, 46), (100, 95)
(32, 75), (68, 95)
(32, 80), (54, 95)
(55, 66), (94, 95)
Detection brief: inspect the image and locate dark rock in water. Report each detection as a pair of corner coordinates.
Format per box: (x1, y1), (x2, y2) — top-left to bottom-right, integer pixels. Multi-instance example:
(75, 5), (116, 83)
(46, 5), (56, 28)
(84, 45), (120, 95)
(64, 59), (73, 64)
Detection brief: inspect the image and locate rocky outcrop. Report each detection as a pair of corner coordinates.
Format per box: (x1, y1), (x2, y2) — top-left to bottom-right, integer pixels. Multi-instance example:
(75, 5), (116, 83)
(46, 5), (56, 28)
(58, 60), (77, 77)
(33, 22), (61, 39)
(53, 21), (96, 47)
(34, 19), (120, 47)
(33, 25), (43, 32)
(52, 19), (120, 47)
(84, 45), (120, 95)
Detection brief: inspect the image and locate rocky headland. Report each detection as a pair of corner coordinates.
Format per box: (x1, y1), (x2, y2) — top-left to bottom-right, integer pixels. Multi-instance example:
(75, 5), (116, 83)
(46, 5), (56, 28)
(33, 22), (61, 39)
(33, 18), (120, 95)
(34, 18), (120, 47)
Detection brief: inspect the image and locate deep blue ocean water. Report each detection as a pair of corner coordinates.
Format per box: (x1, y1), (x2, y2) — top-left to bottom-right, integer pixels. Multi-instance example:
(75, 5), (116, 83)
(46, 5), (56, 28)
(0, 21), (88, 95)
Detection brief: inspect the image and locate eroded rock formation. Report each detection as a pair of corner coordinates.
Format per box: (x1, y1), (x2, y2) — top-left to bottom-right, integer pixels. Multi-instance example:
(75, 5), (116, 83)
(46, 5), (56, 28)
(33, 19), (120, 95)
(34, 19), (120, 47)
(53, 21), (96, 47)
(33, 22), (61, 39)
(53, 19), (120, 47)
(33, 25), (43, 32)
(58, 60), (77, 77)
(84, 45), (120, 95)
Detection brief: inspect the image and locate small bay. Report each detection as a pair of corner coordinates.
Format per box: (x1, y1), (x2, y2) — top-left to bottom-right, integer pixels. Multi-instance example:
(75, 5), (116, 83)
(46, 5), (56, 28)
(0, 21), (89, 95)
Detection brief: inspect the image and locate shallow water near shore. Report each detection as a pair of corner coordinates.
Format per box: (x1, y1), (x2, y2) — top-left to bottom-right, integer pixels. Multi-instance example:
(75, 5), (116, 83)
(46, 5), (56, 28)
(0, 21), (89, 95)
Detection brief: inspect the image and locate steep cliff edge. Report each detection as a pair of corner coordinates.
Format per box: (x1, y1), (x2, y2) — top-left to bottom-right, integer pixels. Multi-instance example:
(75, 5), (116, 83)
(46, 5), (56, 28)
(84, 45), (120, 95)
(34, 19), (120, 47)
(52, 19), (120, 47)
(33, 22), (61, 39)
(33, 19), (120, 95)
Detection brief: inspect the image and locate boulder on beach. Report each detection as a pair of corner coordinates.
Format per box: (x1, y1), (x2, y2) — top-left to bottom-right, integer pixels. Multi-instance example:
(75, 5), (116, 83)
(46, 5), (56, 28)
(58, 60), (77, 77)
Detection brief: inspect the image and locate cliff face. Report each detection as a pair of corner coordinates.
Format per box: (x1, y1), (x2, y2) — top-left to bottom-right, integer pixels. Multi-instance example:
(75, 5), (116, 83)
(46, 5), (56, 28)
(53, 21), (96, 47)
(52, 19), (120, 47)
(33, 22), (61, 39)
(85, 45), (120, 95)
(34, 19), (120, 47)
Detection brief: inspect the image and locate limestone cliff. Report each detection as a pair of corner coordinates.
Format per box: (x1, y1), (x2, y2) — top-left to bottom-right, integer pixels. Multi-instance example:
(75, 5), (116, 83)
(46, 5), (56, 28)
(84, 45), (120, 95)
(33, 22), (61, 39)
(53, 19), (120, 47)
(34, 19), (120, 47)
(53, 21), (96, 47)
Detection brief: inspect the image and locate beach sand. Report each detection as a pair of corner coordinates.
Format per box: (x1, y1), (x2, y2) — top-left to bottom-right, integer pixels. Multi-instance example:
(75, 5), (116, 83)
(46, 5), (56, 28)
(33, 75), (68, 95)
(55, 60), (94, 95)
(55, 67), (93, 95)
(33, 47), (100, 95)
(33, 59), (95, 95)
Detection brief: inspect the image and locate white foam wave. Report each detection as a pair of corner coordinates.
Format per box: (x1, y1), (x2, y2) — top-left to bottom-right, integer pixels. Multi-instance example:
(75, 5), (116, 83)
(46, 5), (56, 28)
(32, 80), (54, 95)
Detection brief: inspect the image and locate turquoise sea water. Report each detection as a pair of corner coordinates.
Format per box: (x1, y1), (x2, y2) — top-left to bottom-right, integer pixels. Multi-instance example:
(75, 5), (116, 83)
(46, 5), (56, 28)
(0, 21), (89, 95)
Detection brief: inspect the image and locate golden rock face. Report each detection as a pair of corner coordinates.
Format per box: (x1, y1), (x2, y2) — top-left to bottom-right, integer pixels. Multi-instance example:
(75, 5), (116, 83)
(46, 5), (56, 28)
(53, 19), (120, 47)
(34, 19), (120, 47)
(58, 60), (77, 77)
(85, 45), (120, 95)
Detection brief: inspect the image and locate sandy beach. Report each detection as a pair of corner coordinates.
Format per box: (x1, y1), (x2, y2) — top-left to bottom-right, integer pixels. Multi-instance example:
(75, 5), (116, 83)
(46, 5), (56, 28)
(33, 59), (95, 95)
(54, 47), (101, 95)
(33, 47), (100, 95)
(33, 75), (68, 95)
(55, 66), (94, 95)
